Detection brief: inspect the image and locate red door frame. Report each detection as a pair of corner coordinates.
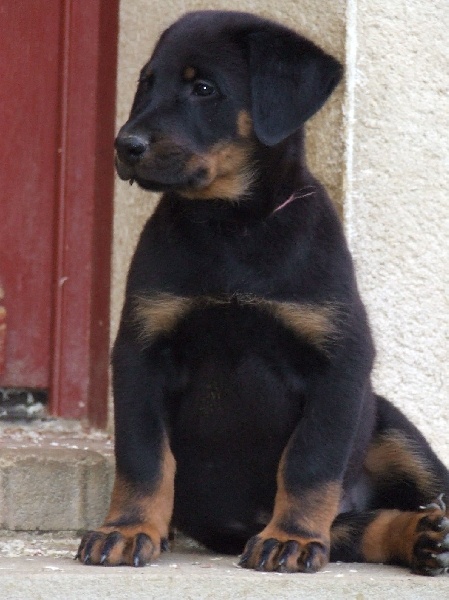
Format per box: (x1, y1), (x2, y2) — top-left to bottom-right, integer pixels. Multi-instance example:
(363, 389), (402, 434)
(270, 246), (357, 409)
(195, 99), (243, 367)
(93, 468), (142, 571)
(51, 0), (119, 427)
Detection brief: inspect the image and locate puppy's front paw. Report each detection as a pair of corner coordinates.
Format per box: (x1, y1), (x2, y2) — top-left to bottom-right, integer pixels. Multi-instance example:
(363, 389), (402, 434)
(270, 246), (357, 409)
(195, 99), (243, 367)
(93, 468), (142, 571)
(76, 525), (169, 567)
(239, 531), (328, 573)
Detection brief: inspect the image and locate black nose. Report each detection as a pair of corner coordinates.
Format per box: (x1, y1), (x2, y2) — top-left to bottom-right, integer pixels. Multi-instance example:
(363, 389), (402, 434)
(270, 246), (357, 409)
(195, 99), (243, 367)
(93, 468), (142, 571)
(115, 134), (148, 165)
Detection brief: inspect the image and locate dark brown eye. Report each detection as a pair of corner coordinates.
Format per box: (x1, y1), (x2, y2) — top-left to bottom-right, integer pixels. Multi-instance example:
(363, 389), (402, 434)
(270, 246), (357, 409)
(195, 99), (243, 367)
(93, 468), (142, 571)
(192, 80), (216, 97)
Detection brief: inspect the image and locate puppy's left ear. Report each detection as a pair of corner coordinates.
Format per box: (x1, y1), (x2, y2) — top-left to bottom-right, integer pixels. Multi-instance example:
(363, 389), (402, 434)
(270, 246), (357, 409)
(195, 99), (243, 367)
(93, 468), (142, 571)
(247, 28), (343, 146)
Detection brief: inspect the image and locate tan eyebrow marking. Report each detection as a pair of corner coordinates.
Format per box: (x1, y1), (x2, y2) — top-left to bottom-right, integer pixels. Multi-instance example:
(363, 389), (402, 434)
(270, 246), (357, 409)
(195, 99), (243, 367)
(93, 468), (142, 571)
(183, 66), (197, 80)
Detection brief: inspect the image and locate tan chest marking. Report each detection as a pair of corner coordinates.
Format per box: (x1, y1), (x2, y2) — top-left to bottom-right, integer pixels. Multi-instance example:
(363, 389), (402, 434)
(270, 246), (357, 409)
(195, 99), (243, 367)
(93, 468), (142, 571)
(134, 292), (338, 350)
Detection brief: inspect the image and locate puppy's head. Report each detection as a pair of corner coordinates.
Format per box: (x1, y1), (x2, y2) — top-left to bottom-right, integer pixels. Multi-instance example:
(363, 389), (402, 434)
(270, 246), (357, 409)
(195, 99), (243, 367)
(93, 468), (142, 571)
(115, 11), (342, 200)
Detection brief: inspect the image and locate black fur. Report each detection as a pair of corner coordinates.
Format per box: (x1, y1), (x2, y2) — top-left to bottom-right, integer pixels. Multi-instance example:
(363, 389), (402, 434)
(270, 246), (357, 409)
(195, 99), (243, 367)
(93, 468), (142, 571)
(78, 11), (449, 572)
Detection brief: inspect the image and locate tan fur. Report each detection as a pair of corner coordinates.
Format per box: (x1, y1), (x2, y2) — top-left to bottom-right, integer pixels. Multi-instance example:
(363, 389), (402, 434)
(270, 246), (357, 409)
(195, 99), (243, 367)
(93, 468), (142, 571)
(267, 301), (337, 350)
(237, 110), (253, 137)
(262, 483), (341, 543)
(98, 437), (176, 564)
(134, 292), (337, 350)
(134, 293), (193, 341)
(199, 295), (337, 350)
(181, 142), (255, 200)
(293, 483), (342, 536)
(262, 448), (341, 542)
(330, 522), (356, 549)
(102, 475), (134, 525)
(365, 430), (437, 495)
(138, 440), (176, 537)
(361, 509), (420, 564)
(183, 66), (196, 80)
(245, 447), (341, 571)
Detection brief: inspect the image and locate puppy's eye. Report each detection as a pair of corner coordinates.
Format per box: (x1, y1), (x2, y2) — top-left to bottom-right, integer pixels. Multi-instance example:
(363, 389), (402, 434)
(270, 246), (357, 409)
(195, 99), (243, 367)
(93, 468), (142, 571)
(192, 80), (216, 97)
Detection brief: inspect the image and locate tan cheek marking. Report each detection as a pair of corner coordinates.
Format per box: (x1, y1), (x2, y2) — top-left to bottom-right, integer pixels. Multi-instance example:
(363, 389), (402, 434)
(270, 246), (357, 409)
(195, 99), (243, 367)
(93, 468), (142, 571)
(133, 293), (193, 341)
(181, 142), (255, 201)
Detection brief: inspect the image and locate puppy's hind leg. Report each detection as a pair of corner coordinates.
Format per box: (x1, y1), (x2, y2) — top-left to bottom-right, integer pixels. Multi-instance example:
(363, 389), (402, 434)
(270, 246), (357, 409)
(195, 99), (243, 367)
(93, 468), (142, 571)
(331, 395), (449, 575)
(331, 498), (449, 575)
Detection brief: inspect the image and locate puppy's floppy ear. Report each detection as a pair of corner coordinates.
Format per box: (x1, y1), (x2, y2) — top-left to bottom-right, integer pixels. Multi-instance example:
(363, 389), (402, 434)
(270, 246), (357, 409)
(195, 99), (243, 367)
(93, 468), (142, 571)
(247, 28), (343, 146)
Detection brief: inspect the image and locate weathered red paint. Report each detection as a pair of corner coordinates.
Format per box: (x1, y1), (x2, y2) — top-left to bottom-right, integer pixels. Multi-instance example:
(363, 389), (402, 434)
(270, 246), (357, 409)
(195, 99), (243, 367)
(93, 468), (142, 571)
(50, 0), (118, 427)
(0, 0), (62, 388)
(0, 282), (5, 375)
(0, 0), (119, 427)
(0, 306), (6, 376)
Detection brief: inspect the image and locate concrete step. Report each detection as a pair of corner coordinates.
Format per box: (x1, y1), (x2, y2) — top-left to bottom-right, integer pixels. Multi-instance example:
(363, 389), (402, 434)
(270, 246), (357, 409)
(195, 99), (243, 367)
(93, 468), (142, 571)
(0, 532), (447, 600)
(0, 421), (114, 531)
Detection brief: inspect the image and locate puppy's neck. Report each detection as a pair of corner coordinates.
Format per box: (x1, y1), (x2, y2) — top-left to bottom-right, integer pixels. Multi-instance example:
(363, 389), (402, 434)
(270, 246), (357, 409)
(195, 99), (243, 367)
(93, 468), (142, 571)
(167, 129), (314, 226)
(252, 128), (311, 211)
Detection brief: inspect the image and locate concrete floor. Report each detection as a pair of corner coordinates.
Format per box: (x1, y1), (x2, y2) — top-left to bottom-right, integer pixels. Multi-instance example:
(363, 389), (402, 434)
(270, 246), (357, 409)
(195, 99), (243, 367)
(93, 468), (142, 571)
(1, 423), (448, 598)
(0, 532), (447, 600)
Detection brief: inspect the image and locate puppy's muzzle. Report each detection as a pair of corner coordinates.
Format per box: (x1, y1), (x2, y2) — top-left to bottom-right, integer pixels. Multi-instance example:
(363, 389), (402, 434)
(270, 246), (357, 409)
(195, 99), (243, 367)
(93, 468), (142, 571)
(115, 134), (149, 166)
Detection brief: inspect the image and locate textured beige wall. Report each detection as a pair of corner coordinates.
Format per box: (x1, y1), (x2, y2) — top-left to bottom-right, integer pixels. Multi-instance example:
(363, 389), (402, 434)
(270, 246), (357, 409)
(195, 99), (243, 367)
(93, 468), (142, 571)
(111, 0), (448, 462)
(344, 0), (449, 460)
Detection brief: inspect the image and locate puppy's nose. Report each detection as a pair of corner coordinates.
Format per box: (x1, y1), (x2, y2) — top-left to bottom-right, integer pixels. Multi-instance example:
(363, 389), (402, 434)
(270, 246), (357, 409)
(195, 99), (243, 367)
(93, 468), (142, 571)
(115, 134), (148, 165)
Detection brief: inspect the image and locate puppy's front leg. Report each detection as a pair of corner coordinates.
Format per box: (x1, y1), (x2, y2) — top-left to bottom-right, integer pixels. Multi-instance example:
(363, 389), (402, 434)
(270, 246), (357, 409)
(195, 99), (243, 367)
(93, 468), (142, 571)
(239, 445), (340, 573)
(239, 356), (370, 573)
(77, 325), (175, 567)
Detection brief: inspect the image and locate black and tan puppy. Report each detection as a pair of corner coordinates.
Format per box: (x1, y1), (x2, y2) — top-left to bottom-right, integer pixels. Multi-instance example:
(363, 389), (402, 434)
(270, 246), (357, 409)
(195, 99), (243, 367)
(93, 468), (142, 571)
(77, 11), (449, 574)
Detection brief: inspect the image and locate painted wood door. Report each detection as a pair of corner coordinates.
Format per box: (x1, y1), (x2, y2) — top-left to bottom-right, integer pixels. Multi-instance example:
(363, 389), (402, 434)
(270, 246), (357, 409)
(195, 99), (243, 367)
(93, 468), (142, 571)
(0, 0), (118, 426)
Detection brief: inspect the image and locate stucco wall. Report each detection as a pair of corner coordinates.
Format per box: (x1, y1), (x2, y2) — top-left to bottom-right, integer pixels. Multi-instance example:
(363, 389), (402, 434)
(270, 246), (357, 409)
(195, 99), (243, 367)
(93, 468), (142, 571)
(345, 0), (449, 459)
(111, 1), (448, 461)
